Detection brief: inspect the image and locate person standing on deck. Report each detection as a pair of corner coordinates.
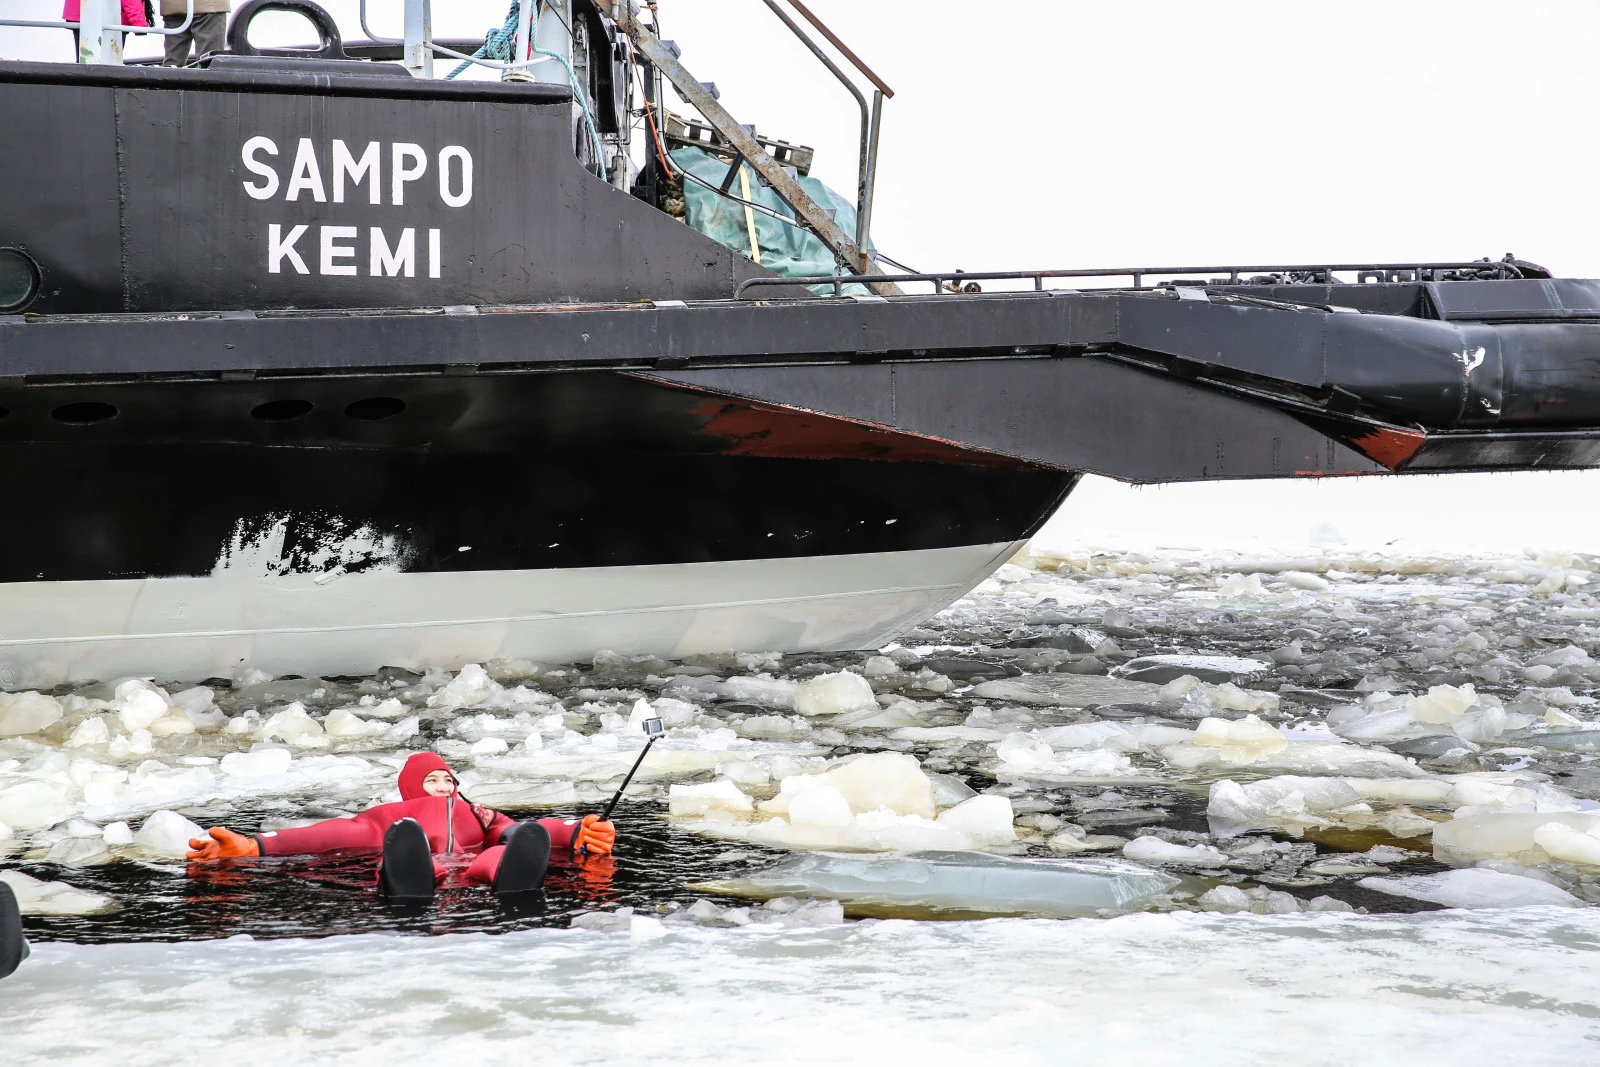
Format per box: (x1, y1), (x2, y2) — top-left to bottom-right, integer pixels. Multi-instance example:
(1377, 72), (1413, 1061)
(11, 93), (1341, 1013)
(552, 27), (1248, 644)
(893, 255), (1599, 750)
(161, 0), (228, 66)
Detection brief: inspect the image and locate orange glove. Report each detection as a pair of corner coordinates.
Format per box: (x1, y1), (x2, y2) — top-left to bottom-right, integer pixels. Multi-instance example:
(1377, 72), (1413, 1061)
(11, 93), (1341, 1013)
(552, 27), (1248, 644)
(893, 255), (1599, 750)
(573, 814), (616, 856)
(186, 827), (260, 862)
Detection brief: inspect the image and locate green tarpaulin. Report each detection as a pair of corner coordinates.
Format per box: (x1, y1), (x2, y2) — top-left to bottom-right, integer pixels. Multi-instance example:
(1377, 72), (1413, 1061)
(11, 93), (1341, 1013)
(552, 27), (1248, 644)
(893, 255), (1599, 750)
(670, 146), (867, 291)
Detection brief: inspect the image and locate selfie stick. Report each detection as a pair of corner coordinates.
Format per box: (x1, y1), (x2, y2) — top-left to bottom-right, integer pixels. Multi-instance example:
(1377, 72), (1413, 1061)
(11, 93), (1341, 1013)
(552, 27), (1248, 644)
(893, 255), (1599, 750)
(580, 716), (665, 856)
(601, 716), (665, 821)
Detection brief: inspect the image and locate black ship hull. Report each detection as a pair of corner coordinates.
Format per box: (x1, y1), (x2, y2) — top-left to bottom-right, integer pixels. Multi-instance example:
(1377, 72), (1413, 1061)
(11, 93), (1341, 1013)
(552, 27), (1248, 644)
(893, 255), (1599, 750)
(0, 369), (1073, 687)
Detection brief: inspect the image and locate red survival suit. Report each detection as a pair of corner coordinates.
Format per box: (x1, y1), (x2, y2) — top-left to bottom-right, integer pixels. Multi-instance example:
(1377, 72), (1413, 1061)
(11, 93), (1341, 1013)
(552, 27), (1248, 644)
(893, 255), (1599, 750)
(252, 752), (580, 886)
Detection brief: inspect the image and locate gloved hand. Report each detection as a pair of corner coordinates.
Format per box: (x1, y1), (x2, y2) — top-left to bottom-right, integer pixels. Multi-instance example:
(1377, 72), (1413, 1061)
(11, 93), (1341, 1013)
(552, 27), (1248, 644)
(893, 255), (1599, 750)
(186, 827), (260, 861)
(572, 814), (616, 856)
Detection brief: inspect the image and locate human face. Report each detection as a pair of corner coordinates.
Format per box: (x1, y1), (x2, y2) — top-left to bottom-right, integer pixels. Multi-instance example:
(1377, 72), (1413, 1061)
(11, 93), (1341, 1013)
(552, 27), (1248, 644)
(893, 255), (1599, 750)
(421, 769), (456, 797)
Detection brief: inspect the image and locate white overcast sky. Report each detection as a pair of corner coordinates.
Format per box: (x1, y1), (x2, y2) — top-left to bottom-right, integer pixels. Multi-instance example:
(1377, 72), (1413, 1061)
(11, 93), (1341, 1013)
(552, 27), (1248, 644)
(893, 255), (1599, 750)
(5, 0), (1600, 555)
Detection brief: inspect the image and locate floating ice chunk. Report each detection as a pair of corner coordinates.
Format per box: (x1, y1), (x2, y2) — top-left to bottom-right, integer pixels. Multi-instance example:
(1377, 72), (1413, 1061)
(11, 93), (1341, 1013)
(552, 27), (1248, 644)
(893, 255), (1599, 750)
(716, 676), (799, 709)
(1166, 739), (1422, 779)
(425, 663), (503, 710)
(926, 772), (977, 809)
(258, 702), (325, 745)
(112, 679), (172, 732)
(862, 656), (900, 677)
(570, 906), (634, 932)
(0, 690), (64, 738)
(1406, 684), (1479, 725)
(1217, 573), (1265, 598)
(934, 795), (1017, 847)
(1123, 836), (1226, 866)
(1346, 779), (1453, 805)
(972, 674), (1163, 707)
(148, 708), (196, 737)
(788, 784), (854, 829)
(734, 714), (809, 740)
(1432, 811), (1600, 865)
(793, 672), (878, 717)
(0, 780), (70, 829)
(233, 667), (273, 687)
(1158, 676), (1278, 713)
(1282, 571), (1330, 592)
(669, 780), (754, 817)
(132, 809), (206, 857)
(66, 716), (112, 748)
(1446, 774), (1579, 816)
(1532, 822), (1600, 866)
(1193, 715), (1287, 763)
(470, 737), (510, 756)
(102, 821), (134, 846)
(698, 850), (1182, 918)
(220, 748), (293, 778)
(1358, 868), (1583, 909)
(323, 708), (379, 738)
(786, 753), (935, 819)
(994, 734), (1138, 779)
(1208, 776), (1367, 838)
(891, 726), (1003, 745)
(1197, 884), (1251, 912)
(0, 870), (119, 915)
(1330, 708), (1436, 744)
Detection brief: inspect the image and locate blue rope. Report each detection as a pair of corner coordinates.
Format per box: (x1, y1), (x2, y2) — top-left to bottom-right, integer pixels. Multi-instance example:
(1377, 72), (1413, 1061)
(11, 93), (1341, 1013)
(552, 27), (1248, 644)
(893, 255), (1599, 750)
(447, 0), (607, 170)
(446, 1), (519, 79)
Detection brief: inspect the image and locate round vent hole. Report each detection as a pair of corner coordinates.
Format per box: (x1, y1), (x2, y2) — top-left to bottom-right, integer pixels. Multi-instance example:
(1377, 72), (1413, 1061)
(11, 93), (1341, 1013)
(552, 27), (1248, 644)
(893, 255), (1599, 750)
(252, 398), (313, 422)
(344, 396), (406, 421)
(0, 248), (41, 313)
(52, 401), (117, 425)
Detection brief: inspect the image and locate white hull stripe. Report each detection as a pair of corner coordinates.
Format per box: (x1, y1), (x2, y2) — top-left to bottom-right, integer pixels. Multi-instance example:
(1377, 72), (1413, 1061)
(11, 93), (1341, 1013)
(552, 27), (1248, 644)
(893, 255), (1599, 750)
(0, 543), (1022, 687)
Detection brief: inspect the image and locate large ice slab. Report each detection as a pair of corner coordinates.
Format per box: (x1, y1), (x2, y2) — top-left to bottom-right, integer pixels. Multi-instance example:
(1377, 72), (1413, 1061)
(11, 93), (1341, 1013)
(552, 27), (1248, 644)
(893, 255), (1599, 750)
(1433, 812), (1600, 865)
(969, 674), (1165, 707)
(1358, 869), (1584, 909)
(698, 850), (1183, 918)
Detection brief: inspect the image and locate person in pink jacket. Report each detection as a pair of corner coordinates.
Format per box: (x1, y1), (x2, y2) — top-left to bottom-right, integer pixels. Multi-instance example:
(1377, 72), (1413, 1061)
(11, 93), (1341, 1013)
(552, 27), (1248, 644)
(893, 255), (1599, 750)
(63, 0), (148, 60)
(186, 752), (617, 901)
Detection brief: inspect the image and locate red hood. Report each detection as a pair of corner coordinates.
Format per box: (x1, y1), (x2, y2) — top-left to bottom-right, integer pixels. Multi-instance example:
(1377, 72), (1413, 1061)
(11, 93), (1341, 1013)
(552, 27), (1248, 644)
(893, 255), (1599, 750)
(397, 752), (455, 801)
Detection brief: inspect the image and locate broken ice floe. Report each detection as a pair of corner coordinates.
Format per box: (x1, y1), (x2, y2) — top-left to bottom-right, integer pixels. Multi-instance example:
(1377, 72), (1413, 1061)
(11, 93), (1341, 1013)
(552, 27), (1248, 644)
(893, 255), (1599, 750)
(1358, 868), (1585, 909)
(667, 752), (1019, 852)
(0, 869), (119, 915)
(698, 850), (1185, 918)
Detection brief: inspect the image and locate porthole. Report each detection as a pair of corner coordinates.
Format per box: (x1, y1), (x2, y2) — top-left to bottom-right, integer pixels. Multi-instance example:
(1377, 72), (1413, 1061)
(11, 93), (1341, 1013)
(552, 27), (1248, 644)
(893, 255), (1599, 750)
(344, 396), (406, 421)
(251, 398), (313, 422)
(52, 401), (118, 424)
(0, 247), (41, 314)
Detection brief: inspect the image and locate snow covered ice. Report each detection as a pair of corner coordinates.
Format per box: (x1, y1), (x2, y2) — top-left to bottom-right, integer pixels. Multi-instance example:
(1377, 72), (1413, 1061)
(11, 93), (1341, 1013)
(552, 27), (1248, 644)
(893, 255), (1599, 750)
(8, 540), (1600, 1056)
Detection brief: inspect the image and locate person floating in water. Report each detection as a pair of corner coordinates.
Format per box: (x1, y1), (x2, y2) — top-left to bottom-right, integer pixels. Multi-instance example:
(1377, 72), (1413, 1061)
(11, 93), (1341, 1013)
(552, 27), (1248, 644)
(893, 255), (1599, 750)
(185, 752), (616, 901)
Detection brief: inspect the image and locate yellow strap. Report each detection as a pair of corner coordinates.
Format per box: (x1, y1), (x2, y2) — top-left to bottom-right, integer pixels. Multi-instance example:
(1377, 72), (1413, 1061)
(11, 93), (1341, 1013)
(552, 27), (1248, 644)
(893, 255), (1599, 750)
(738, 165), (762, 265)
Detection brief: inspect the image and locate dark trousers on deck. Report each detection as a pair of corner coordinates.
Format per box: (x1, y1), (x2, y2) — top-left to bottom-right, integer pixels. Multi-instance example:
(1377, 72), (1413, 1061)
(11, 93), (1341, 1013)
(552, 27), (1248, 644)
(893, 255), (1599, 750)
(164, 11), (226, 66)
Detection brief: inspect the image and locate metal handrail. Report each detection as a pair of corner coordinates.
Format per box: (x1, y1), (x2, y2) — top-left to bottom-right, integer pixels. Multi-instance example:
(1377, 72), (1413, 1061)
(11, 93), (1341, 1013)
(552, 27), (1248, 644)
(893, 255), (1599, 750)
(734, 261), (1537, 299)
(357, 0), (556, 76)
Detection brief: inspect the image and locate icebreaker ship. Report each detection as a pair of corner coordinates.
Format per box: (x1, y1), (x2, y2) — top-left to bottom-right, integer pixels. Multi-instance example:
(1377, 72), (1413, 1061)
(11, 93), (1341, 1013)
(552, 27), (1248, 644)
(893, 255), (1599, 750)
(3, 0), (1600, 686)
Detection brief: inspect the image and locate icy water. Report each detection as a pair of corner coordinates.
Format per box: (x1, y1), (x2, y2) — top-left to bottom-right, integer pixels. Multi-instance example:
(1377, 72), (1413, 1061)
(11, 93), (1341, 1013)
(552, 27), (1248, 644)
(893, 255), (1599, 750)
(6, 543), (1600, 1061)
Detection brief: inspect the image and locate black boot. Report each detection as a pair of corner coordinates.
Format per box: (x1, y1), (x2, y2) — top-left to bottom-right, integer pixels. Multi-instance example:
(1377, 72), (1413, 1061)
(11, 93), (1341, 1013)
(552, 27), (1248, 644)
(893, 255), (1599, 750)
(1, 881), (29, 980)
(379, 818), (436, 902)
(493, 821), (551, 897)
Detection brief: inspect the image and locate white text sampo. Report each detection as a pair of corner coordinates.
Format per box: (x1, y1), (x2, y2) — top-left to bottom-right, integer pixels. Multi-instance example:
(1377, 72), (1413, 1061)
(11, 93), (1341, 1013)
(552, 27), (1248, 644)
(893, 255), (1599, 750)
(240, 138), (473, 278)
